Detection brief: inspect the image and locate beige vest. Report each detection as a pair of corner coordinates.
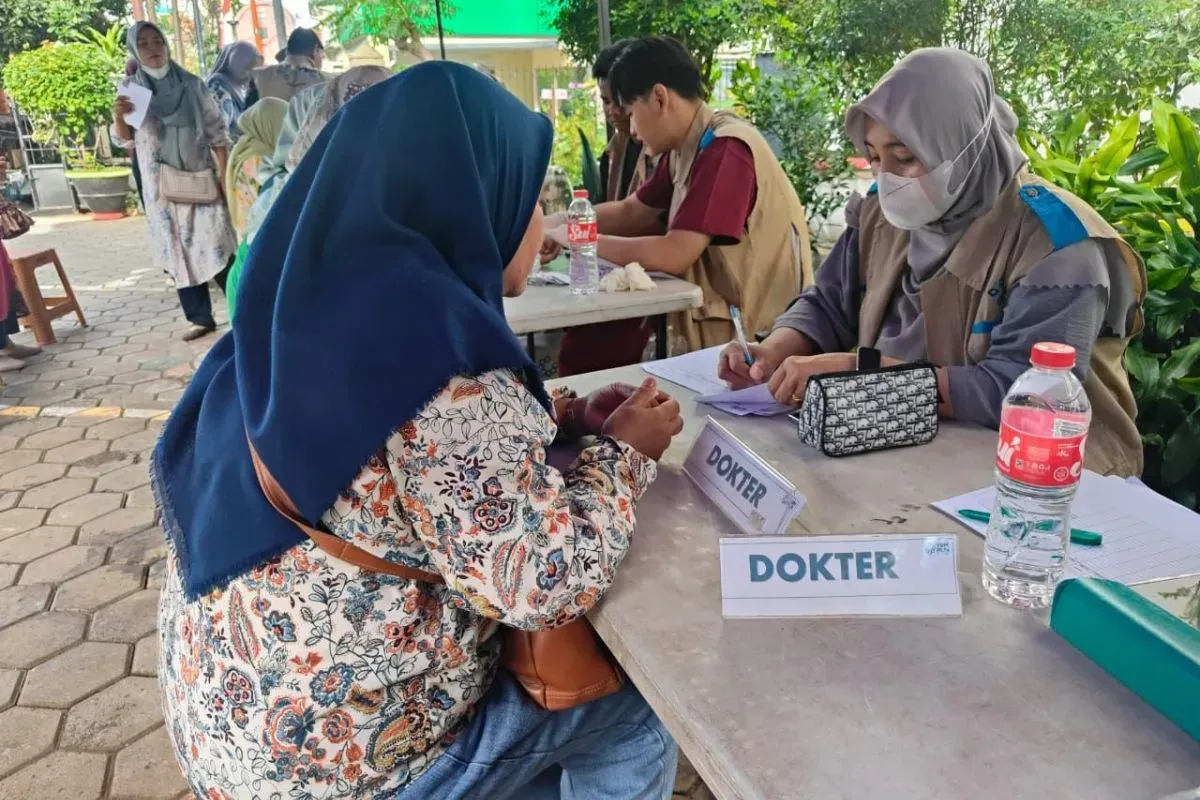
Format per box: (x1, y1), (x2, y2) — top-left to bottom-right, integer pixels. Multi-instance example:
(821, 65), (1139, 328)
(856, 171), (1146, 477)
(252, 60), (330, 102)
(605, 131), (656, 202)
(668, 106), (813, 352)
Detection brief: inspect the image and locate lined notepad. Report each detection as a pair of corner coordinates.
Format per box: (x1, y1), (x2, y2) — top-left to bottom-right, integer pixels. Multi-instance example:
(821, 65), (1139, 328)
(933, 471), (1200, 584)
(642, 347), (727, 396)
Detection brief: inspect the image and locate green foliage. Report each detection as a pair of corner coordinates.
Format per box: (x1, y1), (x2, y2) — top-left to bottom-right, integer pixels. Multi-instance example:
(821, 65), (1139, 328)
(1023, 102), (1200, 509)
(313, 0), (452, 56)
(749, 0), (1200, 130)
(547, 0), (751, 88)
(0, 0), (124, 65)
(2, 42), (123, 164)
(731, 57), (854, 228)
(578, 129), (602, 203)
(65, 24), (125, 61)
(548, 85), (603, 190)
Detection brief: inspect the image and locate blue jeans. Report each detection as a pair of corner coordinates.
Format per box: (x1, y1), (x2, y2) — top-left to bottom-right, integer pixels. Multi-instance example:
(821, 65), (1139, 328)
(398, 673), (677, 800)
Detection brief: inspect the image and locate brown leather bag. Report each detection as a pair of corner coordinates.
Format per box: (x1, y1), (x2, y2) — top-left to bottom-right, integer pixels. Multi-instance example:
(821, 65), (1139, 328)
(247, 440), (624, 710)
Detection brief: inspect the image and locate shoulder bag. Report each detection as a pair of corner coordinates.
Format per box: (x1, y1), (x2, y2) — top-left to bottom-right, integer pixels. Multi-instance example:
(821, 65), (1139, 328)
(0, 200), (33, 240)
(247, 439), (624, 711)
(159, 162), (220, 205)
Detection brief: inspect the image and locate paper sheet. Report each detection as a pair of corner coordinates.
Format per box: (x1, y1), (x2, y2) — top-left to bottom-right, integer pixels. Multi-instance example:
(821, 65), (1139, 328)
(932, 470), (1200, 584)
(697, 383), (793, 417)
(118, 80), (152, 128)
(641, 347), (727, 395)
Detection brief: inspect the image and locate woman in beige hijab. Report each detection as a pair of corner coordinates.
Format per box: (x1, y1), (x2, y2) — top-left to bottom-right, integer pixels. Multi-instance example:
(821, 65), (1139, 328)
(719, 47), (1146, 477)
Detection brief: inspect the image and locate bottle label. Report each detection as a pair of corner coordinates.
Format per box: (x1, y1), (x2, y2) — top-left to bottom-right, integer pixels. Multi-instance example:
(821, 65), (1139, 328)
(567, 220), (597, 246)
(995, 407), (1089, 487)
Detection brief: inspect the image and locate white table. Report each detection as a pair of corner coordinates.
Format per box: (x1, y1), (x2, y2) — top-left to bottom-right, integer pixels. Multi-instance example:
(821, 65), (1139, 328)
(552, 365), (1200, 800)
(504, 278), (703, 360)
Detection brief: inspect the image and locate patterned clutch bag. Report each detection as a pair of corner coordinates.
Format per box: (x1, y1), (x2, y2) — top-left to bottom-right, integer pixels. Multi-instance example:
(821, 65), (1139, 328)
(791, 351), (939, 457)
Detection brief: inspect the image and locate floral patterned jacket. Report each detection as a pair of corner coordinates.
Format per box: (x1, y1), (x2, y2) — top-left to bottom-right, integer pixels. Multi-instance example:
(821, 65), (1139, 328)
(159, 369), (656, 798)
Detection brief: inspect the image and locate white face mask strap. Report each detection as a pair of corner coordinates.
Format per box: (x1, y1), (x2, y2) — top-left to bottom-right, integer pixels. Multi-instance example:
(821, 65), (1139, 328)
(944, 105), (995, 190)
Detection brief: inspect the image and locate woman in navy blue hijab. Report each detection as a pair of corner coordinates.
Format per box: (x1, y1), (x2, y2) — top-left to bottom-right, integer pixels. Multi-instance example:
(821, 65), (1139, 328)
(153, 61), (682, 798)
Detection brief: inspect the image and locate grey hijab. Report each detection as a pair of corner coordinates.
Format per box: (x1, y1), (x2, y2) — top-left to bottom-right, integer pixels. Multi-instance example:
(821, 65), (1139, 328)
(846, 48), (1027, 273)
(207, 41), (260, 105)
(126, 22), (210, 172)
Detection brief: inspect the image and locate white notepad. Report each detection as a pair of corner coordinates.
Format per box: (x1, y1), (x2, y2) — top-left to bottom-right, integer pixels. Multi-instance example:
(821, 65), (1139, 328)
(642, 347), (727, 396)
(933, 470), (1200, 584)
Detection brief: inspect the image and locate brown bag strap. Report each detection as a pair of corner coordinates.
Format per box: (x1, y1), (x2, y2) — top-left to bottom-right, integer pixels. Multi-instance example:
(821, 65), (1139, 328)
(246, 437), (444, 585)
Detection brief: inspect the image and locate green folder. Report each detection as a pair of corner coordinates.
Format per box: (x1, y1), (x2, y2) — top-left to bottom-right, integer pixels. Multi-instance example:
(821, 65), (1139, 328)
(1051, 577), (1200, 741)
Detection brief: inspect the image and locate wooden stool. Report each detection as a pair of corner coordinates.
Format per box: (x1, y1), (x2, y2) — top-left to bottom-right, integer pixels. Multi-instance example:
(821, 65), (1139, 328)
(12, 249), (88, 345)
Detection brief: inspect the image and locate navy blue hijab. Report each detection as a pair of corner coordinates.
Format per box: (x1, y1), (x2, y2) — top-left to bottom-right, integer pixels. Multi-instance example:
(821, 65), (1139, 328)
(153, 62), (553, 599)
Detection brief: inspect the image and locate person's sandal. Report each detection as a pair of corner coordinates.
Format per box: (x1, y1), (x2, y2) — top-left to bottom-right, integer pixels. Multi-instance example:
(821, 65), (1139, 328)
(181, 324), (216, 342)
(0, 342), (42, 359)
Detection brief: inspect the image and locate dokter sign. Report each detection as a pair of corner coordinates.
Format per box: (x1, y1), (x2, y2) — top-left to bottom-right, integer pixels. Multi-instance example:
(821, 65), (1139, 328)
(719, 534), (963, 618)
(682, 417), (805, 536)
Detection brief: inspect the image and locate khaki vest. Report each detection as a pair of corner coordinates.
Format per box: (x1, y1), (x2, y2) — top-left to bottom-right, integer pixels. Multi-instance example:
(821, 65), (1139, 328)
(856, 171), (1146, 477)
(253, 60), (330, 102)
(668, 106), (813, 352)
(605, 131), (656, 202)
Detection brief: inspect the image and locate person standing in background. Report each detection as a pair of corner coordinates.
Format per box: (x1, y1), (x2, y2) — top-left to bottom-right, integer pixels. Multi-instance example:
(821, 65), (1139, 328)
(553, 38), (663, 376)
(113, 22), (237, 342)
(0, 237), (40, 376)
(124, 57), (147, 211)
(248, 28), (330, 105)
(206, 41), (262, 141)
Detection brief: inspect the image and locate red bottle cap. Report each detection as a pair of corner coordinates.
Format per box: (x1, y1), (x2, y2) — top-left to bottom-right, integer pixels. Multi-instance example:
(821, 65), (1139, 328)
(573, 189), (589, 198)
(1030, 342), (1076, 369)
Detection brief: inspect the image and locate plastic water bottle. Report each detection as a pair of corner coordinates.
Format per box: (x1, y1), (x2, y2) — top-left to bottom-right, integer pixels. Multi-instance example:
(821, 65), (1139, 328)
(567, 189), (598, 296)
(981, 342), (1092, 609)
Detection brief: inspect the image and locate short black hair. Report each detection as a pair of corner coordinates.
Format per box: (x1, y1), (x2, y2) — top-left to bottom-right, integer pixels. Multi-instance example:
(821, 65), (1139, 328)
(608, 36), (704, 106)
(286, 28), (323, 57)
(592, 39), (634, 81)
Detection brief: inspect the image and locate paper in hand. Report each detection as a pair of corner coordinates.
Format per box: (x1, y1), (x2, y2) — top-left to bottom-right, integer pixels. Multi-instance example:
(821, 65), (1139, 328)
(119, 80), (152, 129)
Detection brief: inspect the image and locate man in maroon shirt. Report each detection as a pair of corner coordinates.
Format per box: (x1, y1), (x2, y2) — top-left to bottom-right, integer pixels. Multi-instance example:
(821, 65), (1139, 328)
(546, 37), (806, 355)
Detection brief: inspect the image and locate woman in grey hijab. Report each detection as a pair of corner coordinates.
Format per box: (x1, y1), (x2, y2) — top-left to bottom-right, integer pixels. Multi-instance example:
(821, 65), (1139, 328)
(719, 47), (1145, 478)
(113, 22), (237, 341)
(206, 41), (262, 141)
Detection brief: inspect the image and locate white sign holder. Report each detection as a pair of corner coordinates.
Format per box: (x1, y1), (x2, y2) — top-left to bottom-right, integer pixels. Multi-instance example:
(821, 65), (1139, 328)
(718, 534), (963, 618)
(682, 416), (805, 536)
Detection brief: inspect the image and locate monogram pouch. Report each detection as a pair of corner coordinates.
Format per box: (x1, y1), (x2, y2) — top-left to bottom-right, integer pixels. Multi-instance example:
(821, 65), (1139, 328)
(790, 349), (939, 457)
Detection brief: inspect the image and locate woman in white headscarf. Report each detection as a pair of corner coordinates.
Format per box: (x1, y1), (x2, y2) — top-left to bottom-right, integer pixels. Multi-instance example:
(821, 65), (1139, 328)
(719, 47), (1146, 478)
(113, 22), (237, 341)
(206, 41), (262, 141)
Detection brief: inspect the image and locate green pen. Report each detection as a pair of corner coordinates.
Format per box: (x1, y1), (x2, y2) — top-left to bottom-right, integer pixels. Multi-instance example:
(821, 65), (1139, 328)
(956, 509), (1103, 546)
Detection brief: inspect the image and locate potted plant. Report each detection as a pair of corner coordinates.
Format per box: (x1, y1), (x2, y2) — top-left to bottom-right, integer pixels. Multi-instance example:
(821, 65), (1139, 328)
(2, 40), (128, 219)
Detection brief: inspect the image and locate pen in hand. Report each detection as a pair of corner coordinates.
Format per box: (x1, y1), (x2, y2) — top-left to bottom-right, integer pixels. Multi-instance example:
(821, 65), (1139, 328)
(730, 305), (753, 367)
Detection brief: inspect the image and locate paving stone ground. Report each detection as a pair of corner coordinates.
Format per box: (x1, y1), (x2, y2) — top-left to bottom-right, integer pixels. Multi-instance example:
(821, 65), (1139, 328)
(0, 213), (715, 799)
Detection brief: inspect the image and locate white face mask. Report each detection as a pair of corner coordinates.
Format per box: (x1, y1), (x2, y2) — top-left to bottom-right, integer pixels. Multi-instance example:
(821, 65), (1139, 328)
(876, 110), (994, 231)
(142, 62), (170, 80)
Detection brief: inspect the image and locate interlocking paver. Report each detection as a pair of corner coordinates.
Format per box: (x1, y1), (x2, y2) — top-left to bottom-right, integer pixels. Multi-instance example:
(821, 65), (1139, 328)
(0, 508), (47, 541)
(78, 507), (157, 546)
(110, 528), (167, 566)
(0, 670), (16, 709)
(53, 564), (144, 612)
(46, 492), (123, 527)
(0, 611), (87, 669)
(0, 583), (51, 630)
(0, 749), (107, 798)
(0, 526), (75, 563)
(126, 485), (156, 508)
(111, 430), (162, 453)
(90, 589), (160, 643)
(85, 418), (149, 441)
(94, 464), (151, 494)
(60, 675), (163, 751)
(0, 565), (16, 589)
(0, 463), (68, 491)
(17, 426), (82, 450)
(110, 725), (188, 799)
(66, 450), (137, 478)
(0, 706), (60, 776)
(43, 438), (110, 464)
(19, 545), (106, 585)
(18, 477), (94, 509)
(19, 641), (128, 709)
(131, 634), (159, 677)
(0, 493), (17, 512)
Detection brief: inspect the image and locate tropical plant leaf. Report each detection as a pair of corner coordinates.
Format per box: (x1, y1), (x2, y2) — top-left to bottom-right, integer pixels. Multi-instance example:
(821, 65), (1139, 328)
(1147, 266), (1190, 292)
(1178, 377), (1200, 397)
(1162, 339), (1200, 382)
(1153, 99), (1200, 191)
(1124, 344), (1161, 392)
(1161, 411), (1200, 487)
(1120, 146), (1168, 176)
(1092, 113), (1140, 176)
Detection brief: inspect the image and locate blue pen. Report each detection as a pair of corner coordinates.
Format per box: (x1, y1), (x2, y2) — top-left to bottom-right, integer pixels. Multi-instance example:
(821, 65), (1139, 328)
(730, 305), (753, 366)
